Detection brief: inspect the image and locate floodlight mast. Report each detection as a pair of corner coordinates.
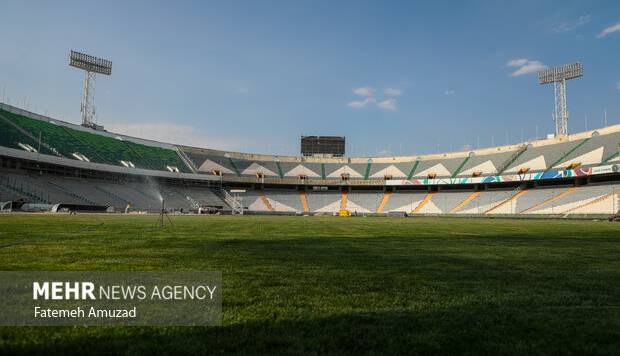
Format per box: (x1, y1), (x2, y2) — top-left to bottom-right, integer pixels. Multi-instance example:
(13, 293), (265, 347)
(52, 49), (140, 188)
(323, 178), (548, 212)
(68, 50), (112, 129)
(538, 62), (583, 137)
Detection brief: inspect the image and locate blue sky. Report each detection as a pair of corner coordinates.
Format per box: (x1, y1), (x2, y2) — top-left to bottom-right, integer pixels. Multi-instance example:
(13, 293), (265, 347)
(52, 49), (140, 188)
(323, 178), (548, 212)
(1, 0), (619, 156)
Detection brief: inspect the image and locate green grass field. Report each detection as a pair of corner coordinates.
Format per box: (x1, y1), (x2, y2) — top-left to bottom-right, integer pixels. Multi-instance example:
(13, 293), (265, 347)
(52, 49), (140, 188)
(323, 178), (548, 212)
(0, 214), (619, 355)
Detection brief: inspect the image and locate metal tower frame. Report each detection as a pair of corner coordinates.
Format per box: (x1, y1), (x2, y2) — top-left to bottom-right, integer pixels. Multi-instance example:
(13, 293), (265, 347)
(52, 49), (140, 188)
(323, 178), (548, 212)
(553, 79), (568, 137)
(69, 50), (112, 129)
(81, 71), (96, 127)
(538, 62), (583, 137)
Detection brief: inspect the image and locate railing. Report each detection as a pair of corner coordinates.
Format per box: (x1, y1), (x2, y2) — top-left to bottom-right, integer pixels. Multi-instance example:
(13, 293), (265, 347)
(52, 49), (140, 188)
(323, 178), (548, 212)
(497, 144), (528, 174)
(175, 146), (198, 173)
(220, 175), (387, 186)
(222, 189), (243, 214)
(185, 194), (200, 210)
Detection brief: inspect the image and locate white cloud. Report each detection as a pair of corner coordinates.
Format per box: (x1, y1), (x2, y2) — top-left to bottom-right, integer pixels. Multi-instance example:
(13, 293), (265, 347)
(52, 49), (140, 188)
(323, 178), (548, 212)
(347, 97), (374, 109)
(347, 86), (401, 111)
(353, 86), (375, 97)
(444, 89), (455, 95)
(597, 22), (620, 38)
(377, 99), (396, 111)
(506, 58), (529, 67)
(384, 88), (403, 97)
(577, 14), (593, 26)
(105, 122), (244, 150)
(506, 58), (547, 77)
(553, 14), (592, 33)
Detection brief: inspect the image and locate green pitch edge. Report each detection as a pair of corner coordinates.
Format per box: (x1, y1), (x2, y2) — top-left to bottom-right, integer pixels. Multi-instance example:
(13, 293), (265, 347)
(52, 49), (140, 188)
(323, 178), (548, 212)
(276, 161), (284, 178)
(321, 164), (326, 179)
(451, 156), (470, 178)
(228, 158), (241, 176)
(363, 161), (372, 180)
(406, 161), (420, 180)
(546, 137), (591, 171)
(497, 146), (528, 175)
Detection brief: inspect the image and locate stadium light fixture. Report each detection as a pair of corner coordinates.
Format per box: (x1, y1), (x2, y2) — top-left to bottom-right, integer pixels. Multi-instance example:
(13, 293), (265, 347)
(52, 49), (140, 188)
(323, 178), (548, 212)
(538, 62), (583, 137)
(69, 50), (112, 129)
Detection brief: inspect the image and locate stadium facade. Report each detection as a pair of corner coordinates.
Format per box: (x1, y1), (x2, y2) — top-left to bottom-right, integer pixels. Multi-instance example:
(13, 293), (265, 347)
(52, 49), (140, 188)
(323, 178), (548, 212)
(1, 102), (619, 215)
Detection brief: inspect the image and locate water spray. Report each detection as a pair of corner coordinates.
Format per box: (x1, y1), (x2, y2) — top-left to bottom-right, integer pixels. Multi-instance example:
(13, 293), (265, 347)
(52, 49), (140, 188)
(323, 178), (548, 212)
(157, 198), (173, 228)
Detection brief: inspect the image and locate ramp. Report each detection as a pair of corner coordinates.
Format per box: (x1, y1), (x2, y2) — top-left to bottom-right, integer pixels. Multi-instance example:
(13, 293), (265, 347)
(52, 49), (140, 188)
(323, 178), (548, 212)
(258, 190), (274, 212)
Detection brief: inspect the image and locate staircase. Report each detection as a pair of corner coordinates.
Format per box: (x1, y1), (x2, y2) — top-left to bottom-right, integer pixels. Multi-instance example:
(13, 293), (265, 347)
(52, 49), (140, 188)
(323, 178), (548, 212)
(228, 158), (241, 177)
(363, 161), (372, 180)
(603, 150), (619, 163)
(299, 190), (310, 213)
(275, 161), (284, 178)
(562, 188), (620, 214)
(185, 194), (201, 210)
(546, 138), (591, 171)
(222, 189), (243, 215)
(376, 191), (392, 213)
(412, 192), (434, 214)
(258, 190), (274, 212)
(407, 161), (420, 179)
(451, 156), (471, 178)
(485, 186), (528, 214)
(497, 145), (528, 174)
(340, 190), (348, 211)
(449, 191), (480, 213)
(519, 187), (576, 214)
(175, 146), (198, 173)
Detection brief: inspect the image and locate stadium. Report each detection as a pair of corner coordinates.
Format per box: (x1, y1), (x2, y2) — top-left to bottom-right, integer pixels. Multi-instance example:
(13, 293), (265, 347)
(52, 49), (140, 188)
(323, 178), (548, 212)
(2, 2), (620, 355)
(1, 100), (619, 216)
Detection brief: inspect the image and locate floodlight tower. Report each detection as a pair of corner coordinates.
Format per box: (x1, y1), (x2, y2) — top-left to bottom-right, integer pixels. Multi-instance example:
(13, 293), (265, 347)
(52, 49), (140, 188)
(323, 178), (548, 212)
(538, 62), (583, 137)
(68, 50), (112, 130)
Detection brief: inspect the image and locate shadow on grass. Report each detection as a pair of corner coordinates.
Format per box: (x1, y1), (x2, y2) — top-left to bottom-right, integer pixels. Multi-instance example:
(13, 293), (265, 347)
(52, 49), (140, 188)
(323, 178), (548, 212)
(3, 304), (620, 355)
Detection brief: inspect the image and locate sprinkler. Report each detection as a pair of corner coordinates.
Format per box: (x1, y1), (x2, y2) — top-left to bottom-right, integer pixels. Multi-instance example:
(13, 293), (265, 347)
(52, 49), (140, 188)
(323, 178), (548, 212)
(156, 199), (173, 228)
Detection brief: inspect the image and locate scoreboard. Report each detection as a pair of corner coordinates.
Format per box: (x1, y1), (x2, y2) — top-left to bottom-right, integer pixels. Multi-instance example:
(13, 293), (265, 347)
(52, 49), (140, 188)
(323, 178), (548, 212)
(301, 136), (345, 157)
